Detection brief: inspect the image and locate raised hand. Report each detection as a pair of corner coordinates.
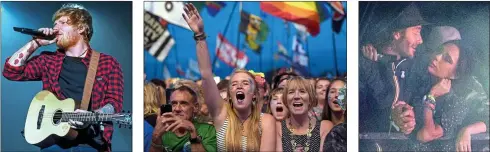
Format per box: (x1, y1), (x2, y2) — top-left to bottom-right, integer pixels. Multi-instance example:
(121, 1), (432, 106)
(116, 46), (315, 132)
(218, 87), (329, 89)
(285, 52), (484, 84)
(361, 44), (378, 61)
(182, 3), (204, 34)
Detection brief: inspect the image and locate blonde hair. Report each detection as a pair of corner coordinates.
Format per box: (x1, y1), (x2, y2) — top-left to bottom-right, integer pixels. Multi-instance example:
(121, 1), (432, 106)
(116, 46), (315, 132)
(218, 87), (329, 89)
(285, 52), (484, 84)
(53, 3), (93, 42)
(282, 76), (318, 111)
(224, 69), (262, 151)
(144, 83), (160, 116)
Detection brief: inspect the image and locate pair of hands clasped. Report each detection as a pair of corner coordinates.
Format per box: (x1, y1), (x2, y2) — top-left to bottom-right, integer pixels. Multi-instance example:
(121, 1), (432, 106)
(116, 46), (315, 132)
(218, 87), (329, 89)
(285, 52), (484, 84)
(362, 45), (451, 134)
(153, 110), (198, 139)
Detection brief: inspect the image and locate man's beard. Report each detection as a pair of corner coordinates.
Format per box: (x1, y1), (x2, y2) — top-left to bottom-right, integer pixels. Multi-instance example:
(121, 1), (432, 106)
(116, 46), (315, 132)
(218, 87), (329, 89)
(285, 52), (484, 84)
(57, 33), (81, 49)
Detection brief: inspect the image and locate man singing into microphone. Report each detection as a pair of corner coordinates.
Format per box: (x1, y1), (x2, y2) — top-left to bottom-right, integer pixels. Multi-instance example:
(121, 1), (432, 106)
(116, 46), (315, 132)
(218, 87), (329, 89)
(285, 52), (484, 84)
(3, 3), (123, 152)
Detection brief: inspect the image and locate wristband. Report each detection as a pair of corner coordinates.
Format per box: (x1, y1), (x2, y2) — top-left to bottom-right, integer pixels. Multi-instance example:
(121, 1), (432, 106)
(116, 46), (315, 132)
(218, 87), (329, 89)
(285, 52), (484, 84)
(194, 32), (206, 41)
(151, 140), (164, 148)
(32, 38), (41, 47)
(423, 94), (436, 106)
(424, 102), (435, 111)
(190, 135), (202, 143)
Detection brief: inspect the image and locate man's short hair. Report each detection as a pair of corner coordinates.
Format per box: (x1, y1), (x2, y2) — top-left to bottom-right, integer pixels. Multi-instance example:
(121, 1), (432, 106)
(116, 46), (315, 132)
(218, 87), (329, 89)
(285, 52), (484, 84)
(217, 79), (229, 91)
(53, 3), (93, 42)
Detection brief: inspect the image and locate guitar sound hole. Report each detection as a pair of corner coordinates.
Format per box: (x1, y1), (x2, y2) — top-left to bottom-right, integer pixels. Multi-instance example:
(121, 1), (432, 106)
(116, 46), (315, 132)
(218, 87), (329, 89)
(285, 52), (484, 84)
(52, 110), (63, 125)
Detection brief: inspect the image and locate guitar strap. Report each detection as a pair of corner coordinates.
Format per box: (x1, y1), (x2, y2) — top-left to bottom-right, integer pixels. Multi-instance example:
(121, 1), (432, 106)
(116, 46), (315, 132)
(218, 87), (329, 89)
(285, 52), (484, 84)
(80, 50), (100, 111)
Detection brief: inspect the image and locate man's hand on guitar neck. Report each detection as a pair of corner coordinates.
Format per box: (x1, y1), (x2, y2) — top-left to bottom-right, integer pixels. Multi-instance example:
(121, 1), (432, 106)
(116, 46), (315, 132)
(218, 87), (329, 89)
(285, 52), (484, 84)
(68, 109), (93, 129)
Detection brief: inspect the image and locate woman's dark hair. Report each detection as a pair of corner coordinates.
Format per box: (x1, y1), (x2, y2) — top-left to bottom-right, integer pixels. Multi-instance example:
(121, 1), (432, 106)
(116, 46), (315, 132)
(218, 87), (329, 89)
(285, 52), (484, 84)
(452, 41), (472, 79)
(322, 78), (347, 121)
(272, 72), (298, 89)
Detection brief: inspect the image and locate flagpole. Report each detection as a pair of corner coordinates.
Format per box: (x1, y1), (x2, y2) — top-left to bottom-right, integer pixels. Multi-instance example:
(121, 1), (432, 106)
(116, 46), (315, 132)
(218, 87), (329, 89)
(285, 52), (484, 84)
(171, 25), (180, 79)
(285, 20), (290, 71)
(270, 19), (274, 77)
(211, 2), (238, 74)
(306, 36), (312, 77)
(236, 2), (243, 69)
(332, 31), (339, 77)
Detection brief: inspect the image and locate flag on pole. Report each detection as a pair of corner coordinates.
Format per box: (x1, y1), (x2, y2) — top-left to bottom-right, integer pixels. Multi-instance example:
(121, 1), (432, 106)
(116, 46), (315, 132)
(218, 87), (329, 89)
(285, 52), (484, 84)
(260, 2), (320, 36)
(239, 11), (269, 53)
(276, 42), (309, 76)
(329, 1), (346, 33)
(216, 33), (248, 68)
(316, 2), (331, 23)
(193, 1), (226, 17)
(292, 35), (308, 67)
(144, 11), (175, 62)
(144, 1), (191, 31)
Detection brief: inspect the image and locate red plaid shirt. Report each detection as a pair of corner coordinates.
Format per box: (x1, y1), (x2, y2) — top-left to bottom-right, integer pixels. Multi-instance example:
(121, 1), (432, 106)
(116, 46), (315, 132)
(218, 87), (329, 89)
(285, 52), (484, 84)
(3, 49), (124, 151)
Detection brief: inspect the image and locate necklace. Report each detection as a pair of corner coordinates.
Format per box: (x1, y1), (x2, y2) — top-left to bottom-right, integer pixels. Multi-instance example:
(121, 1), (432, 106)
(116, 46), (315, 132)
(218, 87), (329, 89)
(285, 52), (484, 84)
(78, 48), (89, 58)
(239, 112), (252, 135)
(289, 117), (312, 152)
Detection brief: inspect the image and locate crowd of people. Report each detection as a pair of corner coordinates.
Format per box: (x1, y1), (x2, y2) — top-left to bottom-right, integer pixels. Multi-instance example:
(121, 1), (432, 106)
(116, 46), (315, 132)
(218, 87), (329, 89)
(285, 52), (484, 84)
(143, 3), (347, 152)
(359, 2), (489, 151)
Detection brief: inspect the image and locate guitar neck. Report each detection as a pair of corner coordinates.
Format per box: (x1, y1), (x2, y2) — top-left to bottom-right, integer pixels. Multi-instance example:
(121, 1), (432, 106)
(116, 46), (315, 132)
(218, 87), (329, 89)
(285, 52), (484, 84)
(60, 113), (117, 122)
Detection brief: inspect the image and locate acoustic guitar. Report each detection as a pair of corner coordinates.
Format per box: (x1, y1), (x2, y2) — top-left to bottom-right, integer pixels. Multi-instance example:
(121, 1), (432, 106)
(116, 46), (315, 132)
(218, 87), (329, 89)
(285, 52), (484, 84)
(23, 90), (131, 147)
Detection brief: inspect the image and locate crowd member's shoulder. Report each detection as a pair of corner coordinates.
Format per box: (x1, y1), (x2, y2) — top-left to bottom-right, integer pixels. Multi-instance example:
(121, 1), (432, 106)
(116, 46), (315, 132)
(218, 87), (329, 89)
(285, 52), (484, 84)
(261, 113), (276, 125)
(320, 120), (334, 135)
(194, 121), (216, 131)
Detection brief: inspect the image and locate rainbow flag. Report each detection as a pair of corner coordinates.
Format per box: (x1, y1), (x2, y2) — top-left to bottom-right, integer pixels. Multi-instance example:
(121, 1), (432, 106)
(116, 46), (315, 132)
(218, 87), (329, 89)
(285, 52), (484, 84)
(260, 2), (320, 36)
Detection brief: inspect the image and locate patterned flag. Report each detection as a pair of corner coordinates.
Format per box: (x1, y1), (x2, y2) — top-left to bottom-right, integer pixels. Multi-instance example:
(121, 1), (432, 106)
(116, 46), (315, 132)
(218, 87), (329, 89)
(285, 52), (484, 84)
(239, 11), (269, 53)
(292, 35), (308, 67)
(329, 1), (346, 33)
(293, 23), (309, 41)
(316, 2), (331, 23)
(144, 11), (175, 62)
(193, 1), (226, 17)
(276, 42), (309, 76)
(145, 1), (191, 30)
(216, 33), (248, 68)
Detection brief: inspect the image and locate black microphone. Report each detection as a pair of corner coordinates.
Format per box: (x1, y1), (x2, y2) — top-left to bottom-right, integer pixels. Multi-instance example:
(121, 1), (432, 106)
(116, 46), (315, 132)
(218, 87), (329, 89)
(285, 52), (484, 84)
(13, 27), (56, 40)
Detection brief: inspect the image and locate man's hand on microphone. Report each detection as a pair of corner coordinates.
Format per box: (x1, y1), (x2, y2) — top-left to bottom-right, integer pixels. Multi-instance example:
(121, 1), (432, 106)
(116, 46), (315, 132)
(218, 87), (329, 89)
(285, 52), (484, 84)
(33, 28), (58, 46)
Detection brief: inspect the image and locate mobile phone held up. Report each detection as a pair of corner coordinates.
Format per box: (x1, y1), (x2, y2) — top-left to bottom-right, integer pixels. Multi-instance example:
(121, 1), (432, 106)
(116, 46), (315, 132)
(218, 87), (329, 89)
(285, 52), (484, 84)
(160, 104), (172, 115)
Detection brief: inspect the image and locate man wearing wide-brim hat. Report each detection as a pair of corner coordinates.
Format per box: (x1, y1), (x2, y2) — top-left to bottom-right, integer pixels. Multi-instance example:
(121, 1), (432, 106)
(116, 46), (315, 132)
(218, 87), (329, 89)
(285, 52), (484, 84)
(359, 2), (430, 134)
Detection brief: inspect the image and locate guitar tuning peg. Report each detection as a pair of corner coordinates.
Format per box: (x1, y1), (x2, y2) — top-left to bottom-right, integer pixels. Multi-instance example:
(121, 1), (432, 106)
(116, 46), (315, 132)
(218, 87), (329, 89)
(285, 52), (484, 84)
(122, 110), (125, 113)
(128, 111), (131, 113)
